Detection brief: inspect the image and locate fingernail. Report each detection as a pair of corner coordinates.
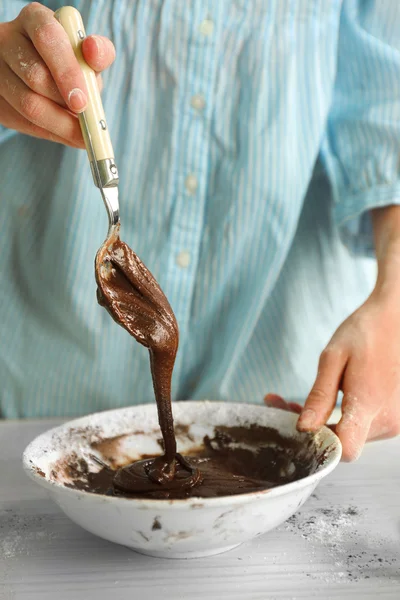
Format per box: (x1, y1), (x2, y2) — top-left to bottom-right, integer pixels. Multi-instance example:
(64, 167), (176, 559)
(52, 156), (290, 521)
(68, 88), (87, 112)
(298, 408), (316, 429)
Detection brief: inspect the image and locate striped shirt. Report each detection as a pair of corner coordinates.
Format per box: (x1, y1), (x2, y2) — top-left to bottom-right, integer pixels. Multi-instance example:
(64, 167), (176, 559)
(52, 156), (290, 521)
(1, 0), (398, 418)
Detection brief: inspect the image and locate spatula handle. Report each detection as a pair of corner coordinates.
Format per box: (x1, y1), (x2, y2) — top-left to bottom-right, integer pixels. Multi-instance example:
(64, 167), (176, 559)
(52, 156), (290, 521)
(54, 6), (118, 188)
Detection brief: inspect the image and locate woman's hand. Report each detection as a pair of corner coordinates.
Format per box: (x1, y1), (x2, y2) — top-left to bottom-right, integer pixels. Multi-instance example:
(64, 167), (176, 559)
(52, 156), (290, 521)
(0, 2), (115, 147)
(266, 206), (400, 461)
(265, 291), (400, 461)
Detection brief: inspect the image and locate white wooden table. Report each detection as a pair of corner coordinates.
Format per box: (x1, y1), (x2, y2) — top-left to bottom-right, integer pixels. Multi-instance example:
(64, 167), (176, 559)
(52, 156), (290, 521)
(0, 419), (399, 600)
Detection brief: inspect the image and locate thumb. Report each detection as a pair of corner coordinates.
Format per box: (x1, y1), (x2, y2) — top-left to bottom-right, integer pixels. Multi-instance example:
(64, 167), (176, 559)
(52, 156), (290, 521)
(82, 35), (116, 73)
(297, 346), (347, 432)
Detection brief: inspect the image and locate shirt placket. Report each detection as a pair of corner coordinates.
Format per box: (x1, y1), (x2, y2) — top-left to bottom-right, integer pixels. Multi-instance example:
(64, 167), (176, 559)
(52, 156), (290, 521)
(162, 0), (222, 392)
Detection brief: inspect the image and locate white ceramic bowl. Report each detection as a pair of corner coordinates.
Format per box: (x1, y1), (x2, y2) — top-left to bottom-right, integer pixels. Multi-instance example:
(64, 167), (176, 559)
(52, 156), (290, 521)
(23, 401), (341, 559)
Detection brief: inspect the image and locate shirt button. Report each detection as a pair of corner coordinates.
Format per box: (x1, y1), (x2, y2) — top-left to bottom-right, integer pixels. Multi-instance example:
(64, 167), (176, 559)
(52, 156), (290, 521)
(176, 251), (191, 268)
(185, 174), (198, 194)
(191, 94), (206, 111)
(199, 19), (214, 37)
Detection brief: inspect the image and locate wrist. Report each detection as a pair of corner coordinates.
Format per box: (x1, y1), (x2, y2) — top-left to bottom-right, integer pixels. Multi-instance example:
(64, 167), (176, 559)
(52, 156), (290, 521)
(371, 258), (400, 312)
(372, 206), (400, 300)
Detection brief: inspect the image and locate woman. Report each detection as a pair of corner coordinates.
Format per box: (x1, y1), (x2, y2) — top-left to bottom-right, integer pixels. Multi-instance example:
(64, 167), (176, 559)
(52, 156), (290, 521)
(0, 0), (399, 461)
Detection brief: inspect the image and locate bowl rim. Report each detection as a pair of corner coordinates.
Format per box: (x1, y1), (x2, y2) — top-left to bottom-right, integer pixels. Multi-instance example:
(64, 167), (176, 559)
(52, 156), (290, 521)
(22, 401), (342, 509)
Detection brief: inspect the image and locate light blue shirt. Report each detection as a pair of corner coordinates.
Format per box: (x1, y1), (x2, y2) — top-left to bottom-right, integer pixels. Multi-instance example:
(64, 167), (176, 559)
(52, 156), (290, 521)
(1, 0), (398, 418)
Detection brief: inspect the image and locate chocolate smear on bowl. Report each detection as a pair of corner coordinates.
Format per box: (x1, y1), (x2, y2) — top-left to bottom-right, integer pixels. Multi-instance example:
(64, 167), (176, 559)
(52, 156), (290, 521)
(66, 424), (320, 499)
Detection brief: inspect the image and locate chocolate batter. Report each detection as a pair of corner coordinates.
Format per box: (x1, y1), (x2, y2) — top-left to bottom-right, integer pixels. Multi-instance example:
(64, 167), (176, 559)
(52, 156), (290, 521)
(95, 231), (201, 491)
(94, 234), (320, 498)
(66, 424), (320, 499)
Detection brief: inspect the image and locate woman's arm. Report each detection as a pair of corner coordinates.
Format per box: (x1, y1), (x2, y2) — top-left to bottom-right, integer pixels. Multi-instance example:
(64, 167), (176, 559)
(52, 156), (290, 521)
(295, 205), (400, 460)
(372, 205), (400, 301)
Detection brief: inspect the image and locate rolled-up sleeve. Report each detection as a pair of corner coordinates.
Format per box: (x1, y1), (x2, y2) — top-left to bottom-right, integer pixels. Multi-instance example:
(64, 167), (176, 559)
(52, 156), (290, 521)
(323, 0), (400, 256)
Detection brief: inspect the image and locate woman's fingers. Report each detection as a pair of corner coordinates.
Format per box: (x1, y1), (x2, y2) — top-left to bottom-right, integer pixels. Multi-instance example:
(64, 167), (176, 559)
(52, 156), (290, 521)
(3, 31), (64, 105)
(336, 401), (400, 445)
(287, 402), (303, 414)
(264, 393), (287, 410)
(18, 3), (88, 111)
(0, 95), (83, 147)
(296, 342), (376, 461)
(0, 4), (113, 145)
(0, 65), (84, 146)
(264, 394), (303, 414)
(297, 345), (348, 432)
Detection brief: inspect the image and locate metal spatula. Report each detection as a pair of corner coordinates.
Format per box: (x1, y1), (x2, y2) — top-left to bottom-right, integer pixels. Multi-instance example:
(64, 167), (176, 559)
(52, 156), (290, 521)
(55, 6), (120, 241)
